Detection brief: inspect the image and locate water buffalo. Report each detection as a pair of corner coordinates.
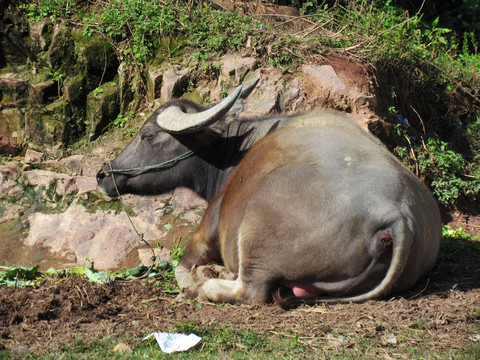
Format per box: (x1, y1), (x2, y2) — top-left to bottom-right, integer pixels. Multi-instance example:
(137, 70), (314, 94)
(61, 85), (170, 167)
(97, 81), (441, 307)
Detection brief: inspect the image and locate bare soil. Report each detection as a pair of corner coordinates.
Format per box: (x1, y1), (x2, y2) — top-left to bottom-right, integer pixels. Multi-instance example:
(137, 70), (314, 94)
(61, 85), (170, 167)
(0, 244), (479, 356)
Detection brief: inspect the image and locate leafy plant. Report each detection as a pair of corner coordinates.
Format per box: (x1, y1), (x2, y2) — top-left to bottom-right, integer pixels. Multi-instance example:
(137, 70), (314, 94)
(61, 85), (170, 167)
(104, 111), (134, 133)
(0, 265), (43, 287)
(83, 0), (176, 68)
(20, 0), (77, 22)
(170, 237), (187, 270)
(417, 138), (480, 206)
(180, 3), (259, 62)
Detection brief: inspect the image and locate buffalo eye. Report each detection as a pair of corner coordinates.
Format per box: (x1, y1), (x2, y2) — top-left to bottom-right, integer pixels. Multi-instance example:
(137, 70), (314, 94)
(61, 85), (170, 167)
(140, 130), (159, 141)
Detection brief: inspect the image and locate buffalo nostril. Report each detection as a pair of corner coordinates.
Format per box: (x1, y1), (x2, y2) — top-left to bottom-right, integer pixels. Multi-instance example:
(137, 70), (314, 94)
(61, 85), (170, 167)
(96, 169), (106, 181)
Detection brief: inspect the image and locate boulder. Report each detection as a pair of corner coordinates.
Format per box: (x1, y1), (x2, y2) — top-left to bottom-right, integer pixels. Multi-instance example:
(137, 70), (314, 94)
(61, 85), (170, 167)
(147, 67), (163, 100)
(55, 175), (97, 196)
(63, 75), (85, 104)
(302, 64), (347, 93)
(220, 54), (259, 82)
(160, 66), (190, 103)
(29, 21), (53, 52)
(23, 169), (65, 189)
(25, 100), (69, 148)
(0, 73), (29, 105)
(56, 154), (85, 175)
(48, 24), (76, 71)
(24, 199), (168, 270)
(29, 80), (58, 107)
(24, 149), (45, 164)
(0, 162), (23, 200)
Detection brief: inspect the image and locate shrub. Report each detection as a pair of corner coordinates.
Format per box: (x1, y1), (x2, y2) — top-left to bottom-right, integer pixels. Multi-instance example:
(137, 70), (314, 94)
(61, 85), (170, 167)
(417, 138), (480, 206)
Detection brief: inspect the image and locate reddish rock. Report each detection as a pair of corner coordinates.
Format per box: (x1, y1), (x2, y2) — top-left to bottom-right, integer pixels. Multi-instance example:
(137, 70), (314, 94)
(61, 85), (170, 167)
(24, 199), (168, 270)
(220, 54), (259, 81)
(24, 149), (45, 164)
(71, 176), (97, 195)
(171, 187), (208, 214)
(29, 80), (57, 107)
(23, 169), (61, 187)
(302, 64), (347, 93)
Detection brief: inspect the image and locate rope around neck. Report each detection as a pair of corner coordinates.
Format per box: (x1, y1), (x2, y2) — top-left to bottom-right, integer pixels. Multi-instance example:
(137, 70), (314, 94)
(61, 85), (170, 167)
(104, 150), (195, 176)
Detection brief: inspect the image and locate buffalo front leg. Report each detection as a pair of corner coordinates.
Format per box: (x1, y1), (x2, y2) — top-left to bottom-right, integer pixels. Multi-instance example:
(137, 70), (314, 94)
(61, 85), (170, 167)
(175, 232), (221, 289)
(175, 195), (223, 290)
(195, 273), (272, 304)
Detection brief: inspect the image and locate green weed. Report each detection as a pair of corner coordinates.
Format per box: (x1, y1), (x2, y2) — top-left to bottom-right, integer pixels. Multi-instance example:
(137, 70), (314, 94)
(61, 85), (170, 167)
(82, 0), (176, 68)
(0, 265), (43, 287)
(180, 4), (259, 62)
(417, 138), (480, 206)
(20, 0), (77, 23)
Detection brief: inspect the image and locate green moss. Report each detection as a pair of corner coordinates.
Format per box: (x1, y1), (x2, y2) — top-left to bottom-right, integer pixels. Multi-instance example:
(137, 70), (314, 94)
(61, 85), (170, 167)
(77, 192), (135, 216)
(181, 90), (203, 103)
(86, 80), (120, 140)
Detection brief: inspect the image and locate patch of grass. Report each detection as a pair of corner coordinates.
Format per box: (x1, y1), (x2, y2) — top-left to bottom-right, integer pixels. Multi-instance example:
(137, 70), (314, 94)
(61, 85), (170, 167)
(82, 0), (177, 68)
(440, 225), (480, 260)
(3, 319), (478, 359)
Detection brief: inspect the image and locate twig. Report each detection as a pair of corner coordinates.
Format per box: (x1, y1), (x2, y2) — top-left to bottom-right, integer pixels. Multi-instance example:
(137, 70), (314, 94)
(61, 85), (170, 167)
(98, 44), (108, 87)
(409, 105), (427, 136)
(408, 278), (430, 300)
(298, 18), (335, 40)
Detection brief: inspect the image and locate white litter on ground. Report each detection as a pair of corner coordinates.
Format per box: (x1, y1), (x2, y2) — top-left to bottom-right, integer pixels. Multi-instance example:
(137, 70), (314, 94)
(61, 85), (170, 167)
(143, 332), (202, 353)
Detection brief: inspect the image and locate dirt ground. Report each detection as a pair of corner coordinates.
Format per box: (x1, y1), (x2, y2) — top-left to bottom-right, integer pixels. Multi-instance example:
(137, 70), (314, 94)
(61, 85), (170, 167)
(1, 233), (479, 356)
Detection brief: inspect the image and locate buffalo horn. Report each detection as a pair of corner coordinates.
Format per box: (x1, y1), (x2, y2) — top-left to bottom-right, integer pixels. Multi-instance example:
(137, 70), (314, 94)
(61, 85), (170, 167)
(156, 85), (243, 134)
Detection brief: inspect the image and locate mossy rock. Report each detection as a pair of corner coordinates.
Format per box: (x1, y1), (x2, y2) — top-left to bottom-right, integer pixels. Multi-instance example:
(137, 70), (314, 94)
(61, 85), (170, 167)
(147, 67), (163, 101)
(181, 90), (203, 103)
(24, 98), (85, 148)
(0, 108), (24, 154)
(63, 75), (86, 105)
(47, 24), (76, 72)
(86, 80), (120, 140)
(25, 104), (66, 148)
(0, 74), (29, 104)
(28, 80), (57, 107)
(73, 30), (119, 93)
